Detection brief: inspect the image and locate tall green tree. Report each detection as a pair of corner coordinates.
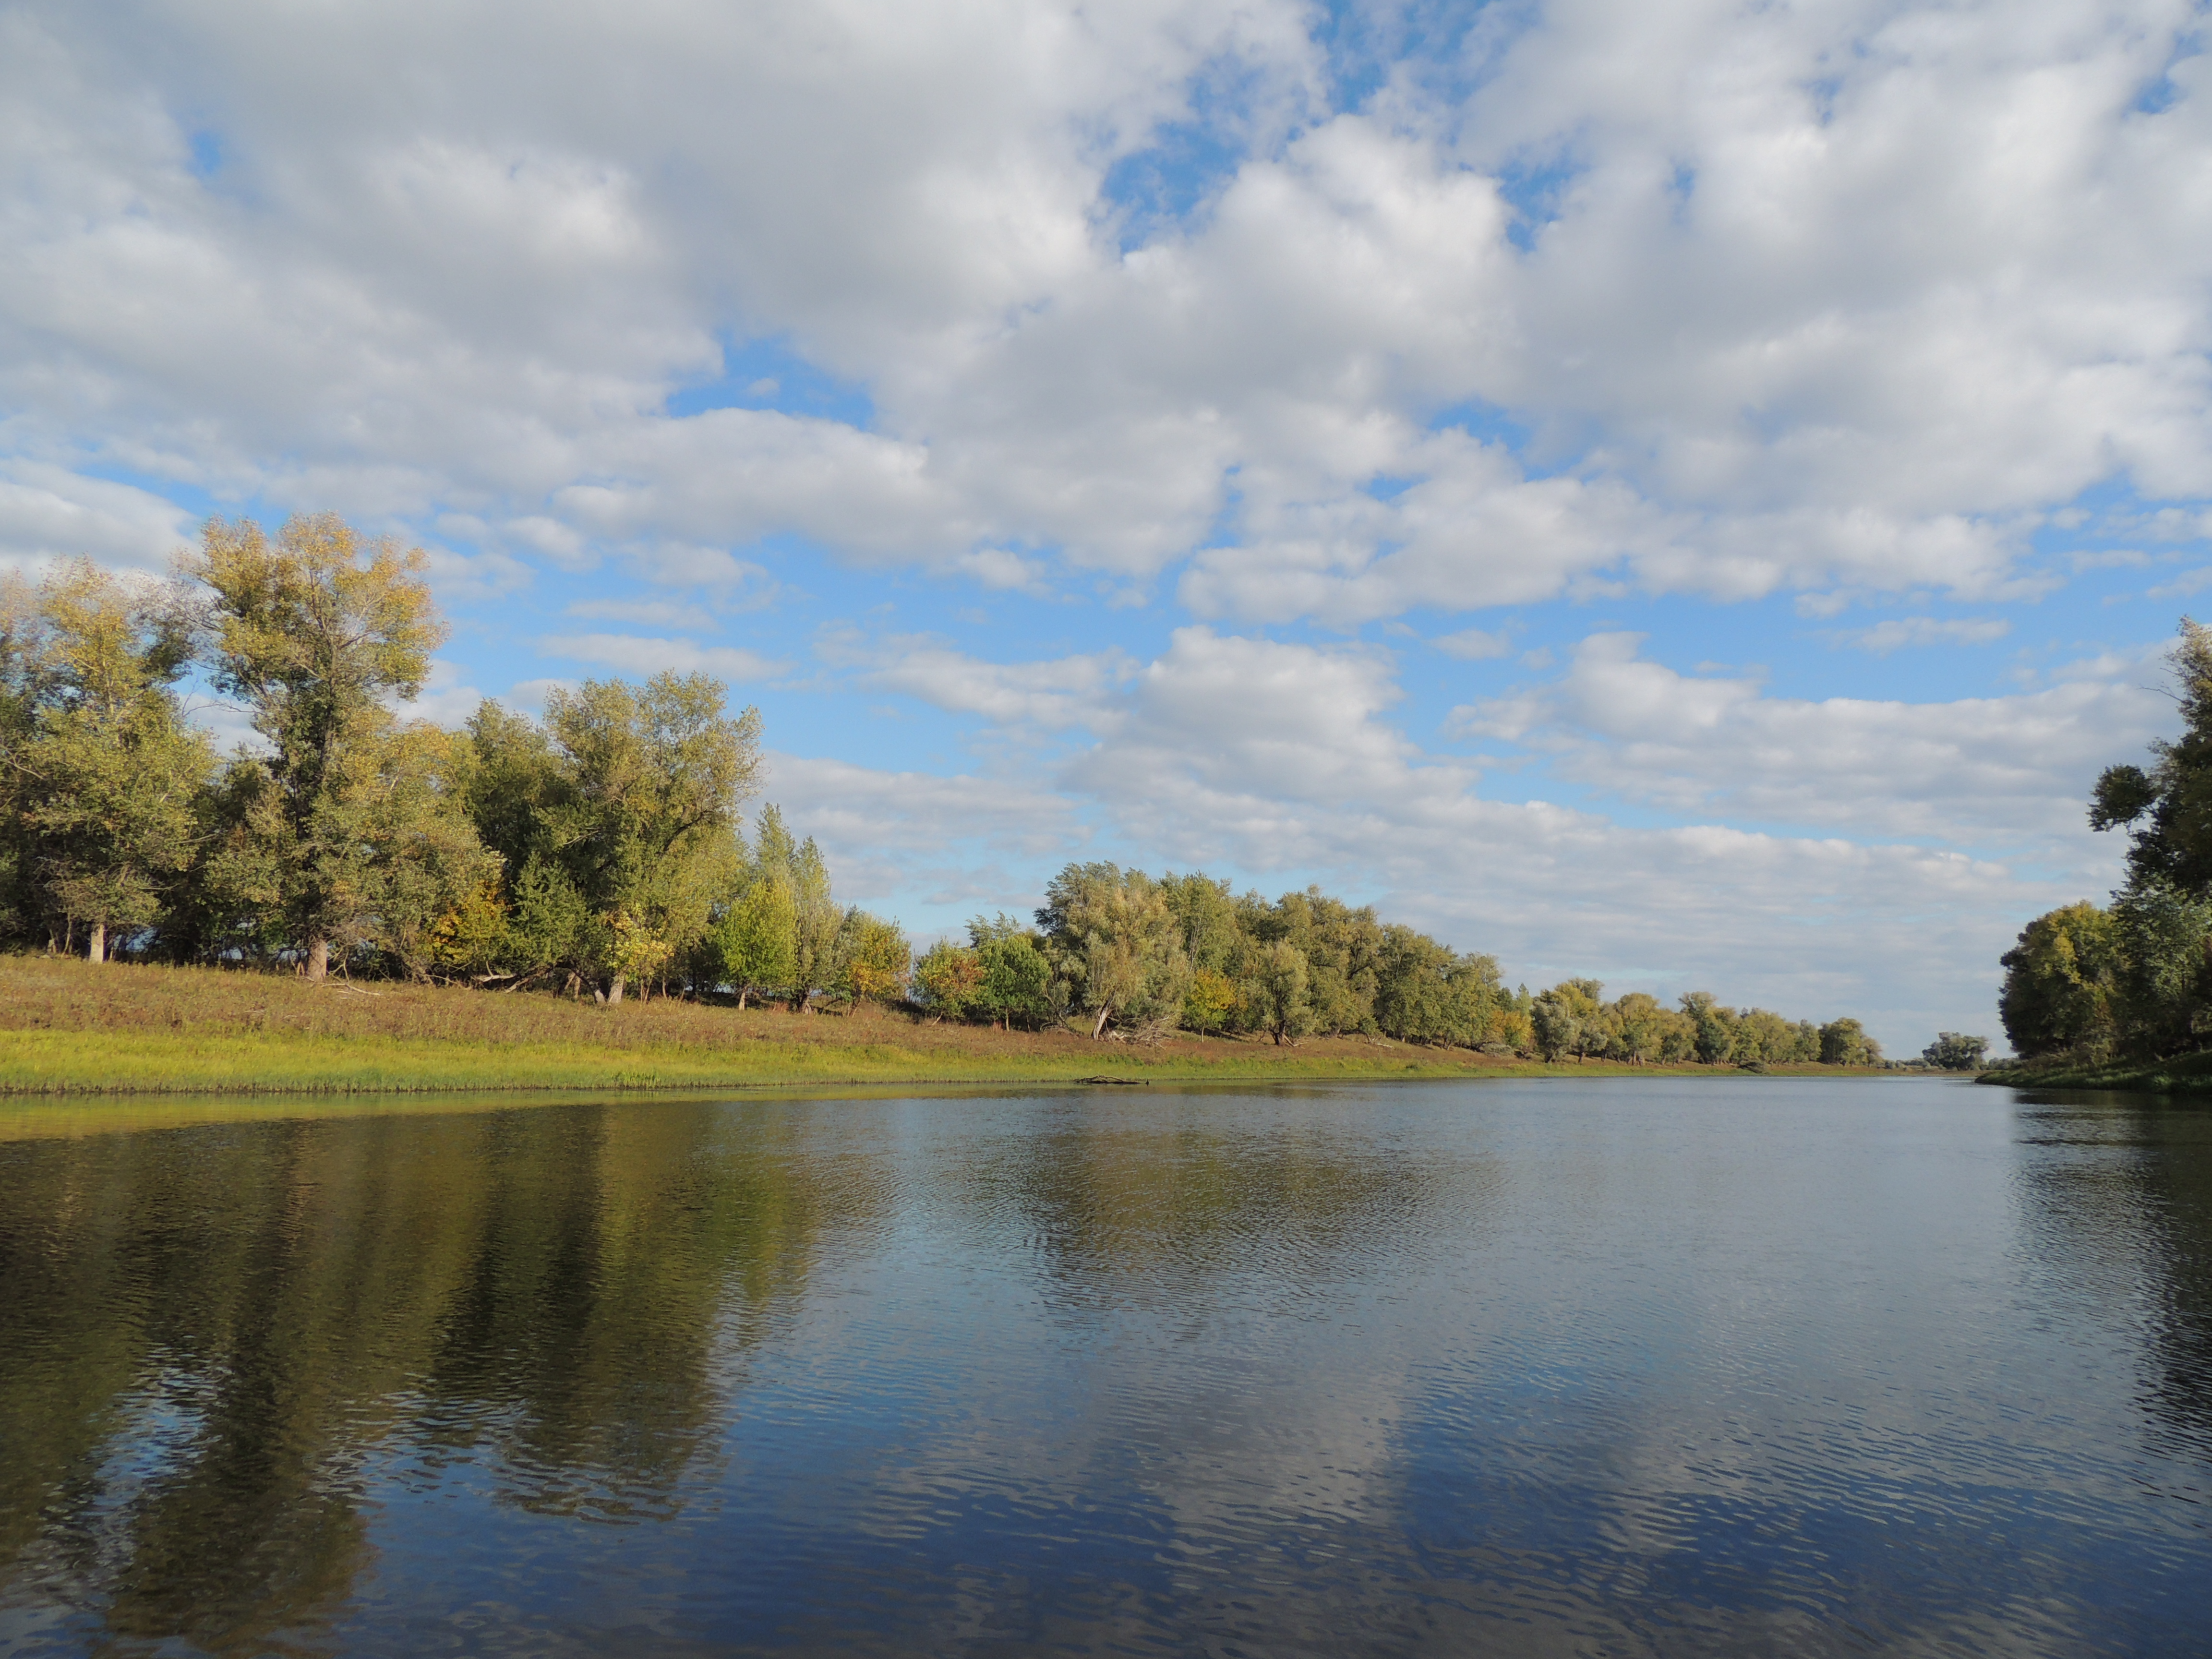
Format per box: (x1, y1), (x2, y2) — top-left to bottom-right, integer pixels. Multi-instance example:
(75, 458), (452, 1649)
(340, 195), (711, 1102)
(2059, 620), (2212, 1058)
(969, 914), (1051, 1029)
(1247, 939), (1312, 1045)
(539, 673), (760, 1000)
(712, 875), (796, 1008)
(747, 805), (839, 1003)
(1680, 991), (1739, 1063)
(2091, 619), (2212, 892)
(4, 561), (211, 960)
(1037, 863), (1191, 1038)
(836, 910), (911, 1004)
(1818, 1017), (1880, 1066)
(192, 515), (452, 978)
(1532, 979), (1604, 1061)
(914, 939), (985, 1021)
(1923, 1033), (1989, 1070)
(1998, 902), (2122, 1060)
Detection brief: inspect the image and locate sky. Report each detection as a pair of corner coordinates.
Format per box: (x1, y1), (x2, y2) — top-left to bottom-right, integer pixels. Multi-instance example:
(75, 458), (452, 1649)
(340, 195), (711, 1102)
(3, 0), (2209, 1053)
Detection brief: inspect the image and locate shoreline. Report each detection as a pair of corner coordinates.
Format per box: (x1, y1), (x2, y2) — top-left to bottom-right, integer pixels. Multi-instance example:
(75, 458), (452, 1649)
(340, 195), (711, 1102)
(1977, 1054), (2212, 1095)
(0, 1026), (1892, 1096)
(0, 956), (1907, 1100)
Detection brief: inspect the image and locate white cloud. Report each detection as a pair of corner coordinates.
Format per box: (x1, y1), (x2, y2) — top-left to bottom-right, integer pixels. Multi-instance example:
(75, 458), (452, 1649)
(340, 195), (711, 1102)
(775, 626), (2082, 1046)
(536, 633), (787, 683)
(2148, 565), (2212, 600)
(4, 0), (2205, 615)
(1831, 616), (2012, 654)
(417, 539), (533, 606)
(819, 630), (1134, 730)
(0, 463), (194, 573)
(501, 676), (573, 716)
(400, 659), (489, 728)
(1433, 626), (1515, 660)
(763, 750), (1086, 912)
(563, 597), (712, 628)
(940, 548), (1051, 593)
(1449, 632), (2164, 852)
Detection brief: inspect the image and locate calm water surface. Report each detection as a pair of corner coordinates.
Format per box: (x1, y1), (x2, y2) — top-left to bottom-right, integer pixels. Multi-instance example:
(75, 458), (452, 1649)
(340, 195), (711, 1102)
(0, 1077), (2207, 1656)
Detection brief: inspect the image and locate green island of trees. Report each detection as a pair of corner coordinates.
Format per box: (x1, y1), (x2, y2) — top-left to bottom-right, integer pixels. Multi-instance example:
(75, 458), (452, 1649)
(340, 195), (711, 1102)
(1996, 618), (2212, 1088)
(0, 515), (1900, 1093)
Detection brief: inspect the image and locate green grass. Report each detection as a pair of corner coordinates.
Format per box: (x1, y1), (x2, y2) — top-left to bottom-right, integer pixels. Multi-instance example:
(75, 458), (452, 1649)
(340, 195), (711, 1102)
(0, 955), (1889, 1098)
(1979, 1050), (2212, 1095)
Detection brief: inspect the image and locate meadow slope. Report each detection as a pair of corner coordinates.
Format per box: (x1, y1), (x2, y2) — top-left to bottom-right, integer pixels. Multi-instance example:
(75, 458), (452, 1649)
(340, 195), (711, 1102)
(0, 957), (1855, 1096)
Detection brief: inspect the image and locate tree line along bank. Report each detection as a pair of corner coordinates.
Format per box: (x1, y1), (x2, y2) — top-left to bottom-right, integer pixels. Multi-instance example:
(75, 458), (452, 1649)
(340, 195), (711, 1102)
(4, 513), (1902, 1062)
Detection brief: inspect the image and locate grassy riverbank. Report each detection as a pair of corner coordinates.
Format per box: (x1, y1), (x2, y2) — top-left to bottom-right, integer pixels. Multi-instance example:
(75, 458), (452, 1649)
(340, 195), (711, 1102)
(0, 956), (1882, 1096)
(1978, 1051), (2212, 1095)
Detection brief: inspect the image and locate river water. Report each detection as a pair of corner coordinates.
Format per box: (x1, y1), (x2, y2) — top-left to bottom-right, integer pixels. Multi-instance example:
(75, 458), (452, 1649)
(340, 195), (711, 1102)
(0, 1077), (2206, 1656)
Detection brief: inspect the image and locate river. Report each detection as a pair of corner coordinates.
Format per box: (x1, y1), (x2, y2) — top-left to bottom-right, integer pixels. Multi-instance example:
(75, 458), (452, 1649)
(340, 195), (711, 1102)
(0, 1076), (2205, 1655)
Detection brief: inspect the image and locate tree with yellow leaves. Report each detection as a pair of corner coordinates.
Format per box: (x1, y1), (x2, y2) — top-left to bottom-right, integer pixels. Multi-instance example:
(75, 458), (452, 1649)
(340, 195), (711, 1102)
(192, 514), (475, 978)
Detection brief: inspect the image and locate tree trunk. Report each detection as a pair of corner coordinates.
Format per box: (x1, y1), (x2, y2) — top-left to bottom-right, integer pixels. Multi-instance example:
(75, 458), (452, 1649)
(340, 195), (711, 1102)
(306, 936), (329, 981)
(737, 986), (749, 1011)
(1091, 1003), (1112, 1040)
(607, 974), (625, 1005)
(87, 921), (106, 964)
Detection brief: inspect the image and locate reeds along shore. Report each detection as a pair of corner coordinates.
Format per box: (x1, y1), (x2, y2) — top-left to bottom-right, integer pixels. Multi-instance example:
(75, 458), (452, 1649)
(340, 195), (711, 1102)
(0, 957), (1891, 1097)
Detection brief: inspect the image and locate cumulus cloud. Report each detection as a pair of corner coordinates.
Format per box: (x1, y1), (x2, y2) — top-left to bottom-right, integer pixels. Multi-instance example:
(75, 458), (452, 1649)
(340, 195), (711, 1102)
(3, 0), (2206, 612)
(1829, 616), (2013, 654)
(1432, 626), (1515, 661)
(769, 626), (2088, 1045)
(537, 633), (787, 683)
(563, 597), (713, 629)
(0, 463), (194, 573)
(763, 751), (1086, 912)
(1449, 632), (2163, 853)
(6, 0), (2204, 1046)
(819, 630), (1136, 731)
(400, 659), (490, 728)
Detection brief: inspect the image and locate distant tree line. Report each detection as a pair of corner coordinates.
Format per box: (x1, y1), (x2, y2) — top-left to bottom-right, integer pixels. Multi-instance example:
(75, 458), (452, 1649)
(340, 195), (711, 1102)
(2, 514), (1885, 1054)
(908, 870), (1882, 1059)
(2001, 619), (2212, 1064)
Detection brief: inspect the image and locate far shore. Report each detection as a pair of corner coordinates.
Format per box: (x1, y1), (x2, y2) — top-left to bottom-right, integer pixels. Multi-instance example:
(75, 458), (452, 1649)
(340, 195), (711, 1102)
(0, 957), (1909, 1099)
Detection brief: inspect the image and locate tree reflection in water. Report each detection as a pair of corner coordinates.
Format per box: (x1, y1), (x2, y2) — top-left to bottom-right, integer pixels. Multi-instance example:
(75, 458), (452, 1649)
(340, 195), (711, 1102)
(4, 1083), (2209, 1659)
(2012, 1094), (2212, 1454)
(0, 1101), (885, 1653)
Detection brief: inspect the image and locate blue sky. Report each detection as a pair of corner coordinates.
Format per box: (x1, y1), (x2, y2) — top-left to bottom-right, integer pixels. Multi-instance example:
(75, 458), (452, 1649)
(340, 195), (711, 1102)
(4, 0), (2210, 1050)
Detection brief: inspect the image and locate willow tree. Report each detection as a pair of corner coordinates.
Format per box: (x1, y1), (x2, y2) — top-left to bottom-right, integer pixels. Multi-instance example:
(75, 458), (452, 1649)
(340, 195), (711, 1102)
(192, 515), (454, 978)
(1037, 863), (1190, 1039)
(540, 673), (761, 1001)
(4, 561), (211, 960)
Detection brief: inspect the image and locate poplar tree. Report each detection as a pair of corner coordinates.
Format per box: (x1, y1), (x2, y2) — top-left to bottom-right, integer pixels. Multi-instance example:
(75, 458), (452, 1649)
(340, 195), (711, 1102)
(712, 875), (796, 1008)
(192, 515), (451, 978)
